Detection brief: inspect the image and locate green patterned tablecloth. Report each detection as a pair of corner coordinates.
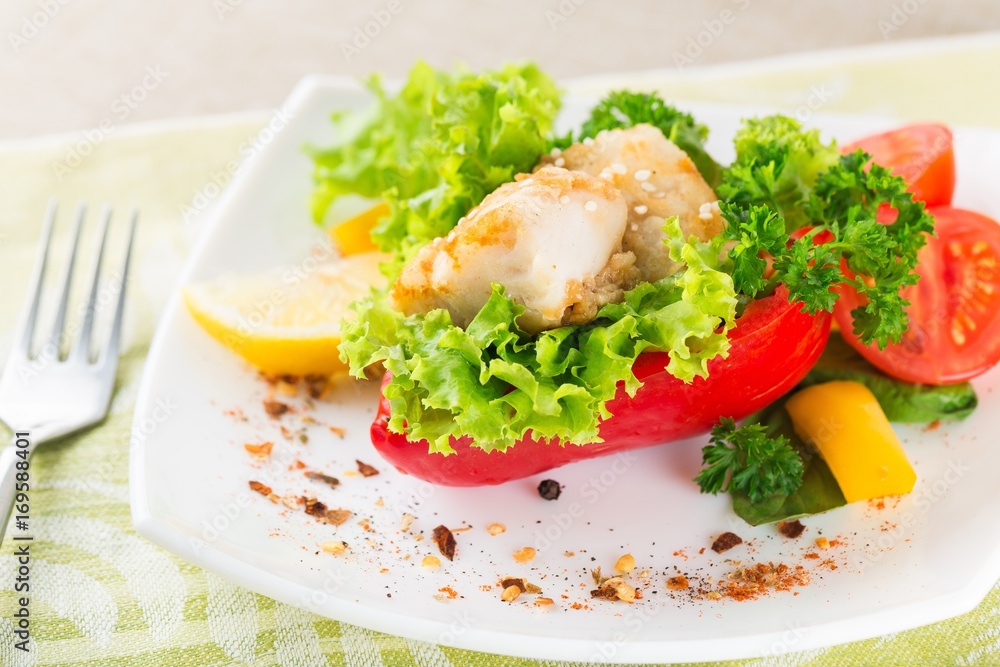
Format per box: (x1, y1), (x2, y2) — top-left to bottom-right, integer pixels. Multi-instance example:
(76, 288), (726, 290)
(1, 35), (999, 667)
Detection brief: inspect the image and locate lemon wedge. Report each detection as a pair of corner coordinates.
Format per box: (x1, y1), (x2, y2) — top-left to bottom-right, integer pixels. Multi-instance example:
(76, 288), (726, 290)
(183, 251), (387, 376)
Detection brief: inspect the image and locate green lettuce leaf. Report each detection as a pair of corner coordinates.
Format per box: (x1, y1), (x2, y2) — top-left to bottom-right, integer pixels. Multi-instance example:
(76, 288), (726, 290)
(729, 397), (847, 526)
(339, 221), (737, 454)
(732, 454), (847, 526)
(801, 333), (978, 422)
(554, 90), (724, 187)
(717, 115), (840, 231)
(307, 62), (561, 273)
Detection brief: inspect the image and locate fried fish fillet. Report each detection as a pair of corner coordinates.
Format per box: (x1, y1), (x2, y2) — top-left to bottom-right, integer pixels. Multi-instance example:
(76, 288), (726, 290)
(542, 124), (723, 281)
(390, 166), (638, 333)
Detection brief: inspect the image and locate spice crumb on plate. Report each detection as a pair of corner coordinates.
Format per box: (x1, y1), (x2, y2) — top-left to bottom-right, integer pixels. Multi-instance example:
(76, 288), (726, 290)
(356, 459), (380, 477)
(304, 471), (340, 488)
(614, 553), (635, 574)
(777, 520), (806, 539)
(434, 586), (459, 601)
(262, 398), (289, 418)
(513, 547), (536, 563)
(500, 577), (526, 592)
(711, 532), (743, 554)
(326, 508), (352, 525)
(243, 441), (274, 457)
(501, 585), (521, 602)
(303, 497), (327, 518)
(591, 577), (636, 602)
(321, 540), (347, 555)
(432, 525), (457, 560)
(248, 480), (271, 496)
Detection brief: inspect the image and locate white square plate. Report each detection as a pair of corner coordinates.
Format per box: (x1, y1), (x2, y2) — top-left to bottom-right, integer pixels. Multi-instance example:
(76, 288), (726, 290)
(130, 75), (1000, 663)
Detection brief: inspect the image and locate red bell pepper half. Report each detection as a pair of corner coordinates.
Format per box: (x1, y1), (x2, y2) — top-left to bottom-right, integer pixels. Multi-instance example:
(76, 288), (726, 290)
(369, 285), (831, 486)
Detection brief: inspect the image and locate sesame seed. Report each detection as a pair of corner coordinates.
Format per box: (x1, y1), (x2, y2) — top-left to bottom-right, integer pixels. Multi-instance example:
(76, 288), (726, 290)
(518, 178), (534, 188)
(699, 202), (714, 220)
(599, 169), (613, 180)
(634, 169), (652, 181)
(550, 147), (562, 157)
(640, 181), (657, 193)
(584, 201), (598, 212)
(321, 540), (347, 555)
(554, 157), (565, 167)
(611, 163), (627, 174)
(501, 585), (521, 602)
(652, 191), (666, 199)
(630, 223), (639, 231)
(615, 553), (636, 573)
(634, 205), (648, 215)
(559, 195), (570, 204)
(582, 137), (594, 146)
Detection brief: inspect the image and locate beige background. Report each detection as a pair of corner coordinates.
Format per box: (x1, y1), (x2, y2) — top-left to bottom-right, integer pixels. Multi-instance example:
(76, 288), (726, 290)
(1, 0), (1000, 141)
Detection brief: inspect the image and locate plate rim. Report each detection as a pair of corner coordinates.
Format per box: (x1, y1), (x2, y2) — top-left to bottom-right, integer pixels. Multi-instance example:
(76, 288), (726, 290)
(129, 73), (1000, 664)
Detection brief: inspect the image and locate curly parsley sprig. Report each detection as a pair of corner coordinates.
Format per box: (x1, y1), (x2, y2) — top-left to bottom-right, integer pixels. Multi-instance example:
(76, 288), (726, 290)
(719, 148), (935, 349)
(694, 417), (804, 504)
(552, 90), (723, 187)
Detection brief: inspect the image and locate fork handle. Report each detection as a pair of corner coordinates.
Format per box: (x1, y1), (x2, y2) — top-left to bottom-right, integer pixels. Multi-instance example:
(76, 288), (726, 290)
(0, 436), (29, 539)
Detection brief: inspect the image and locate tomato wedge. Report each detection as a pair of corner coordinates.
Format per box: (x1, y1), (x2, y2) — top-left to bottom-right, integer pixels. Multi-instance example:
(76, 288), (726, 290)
(834, 207), (1000, 384)
(371, 286), (832, 486)
(842, 123), (955, 206)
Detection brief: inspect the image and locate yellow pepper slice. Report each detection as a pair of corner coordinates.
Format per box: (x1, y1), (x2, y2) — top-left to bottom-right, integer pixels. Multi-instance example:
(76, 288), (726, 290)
(329, 202), (388, 256)
(785, 380), (916, 503)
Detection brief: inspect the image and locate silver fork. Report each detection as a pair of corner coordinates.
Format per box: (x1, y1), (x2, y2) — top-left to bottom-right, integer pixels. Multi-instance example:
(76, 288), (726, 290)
(0, 201), (136, 536)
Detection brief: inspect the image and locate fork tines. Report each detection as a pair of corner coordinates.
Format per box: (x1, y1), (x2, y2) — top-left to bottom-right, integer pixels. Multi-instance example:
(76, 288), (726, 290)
(13, 200), (137, 365)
